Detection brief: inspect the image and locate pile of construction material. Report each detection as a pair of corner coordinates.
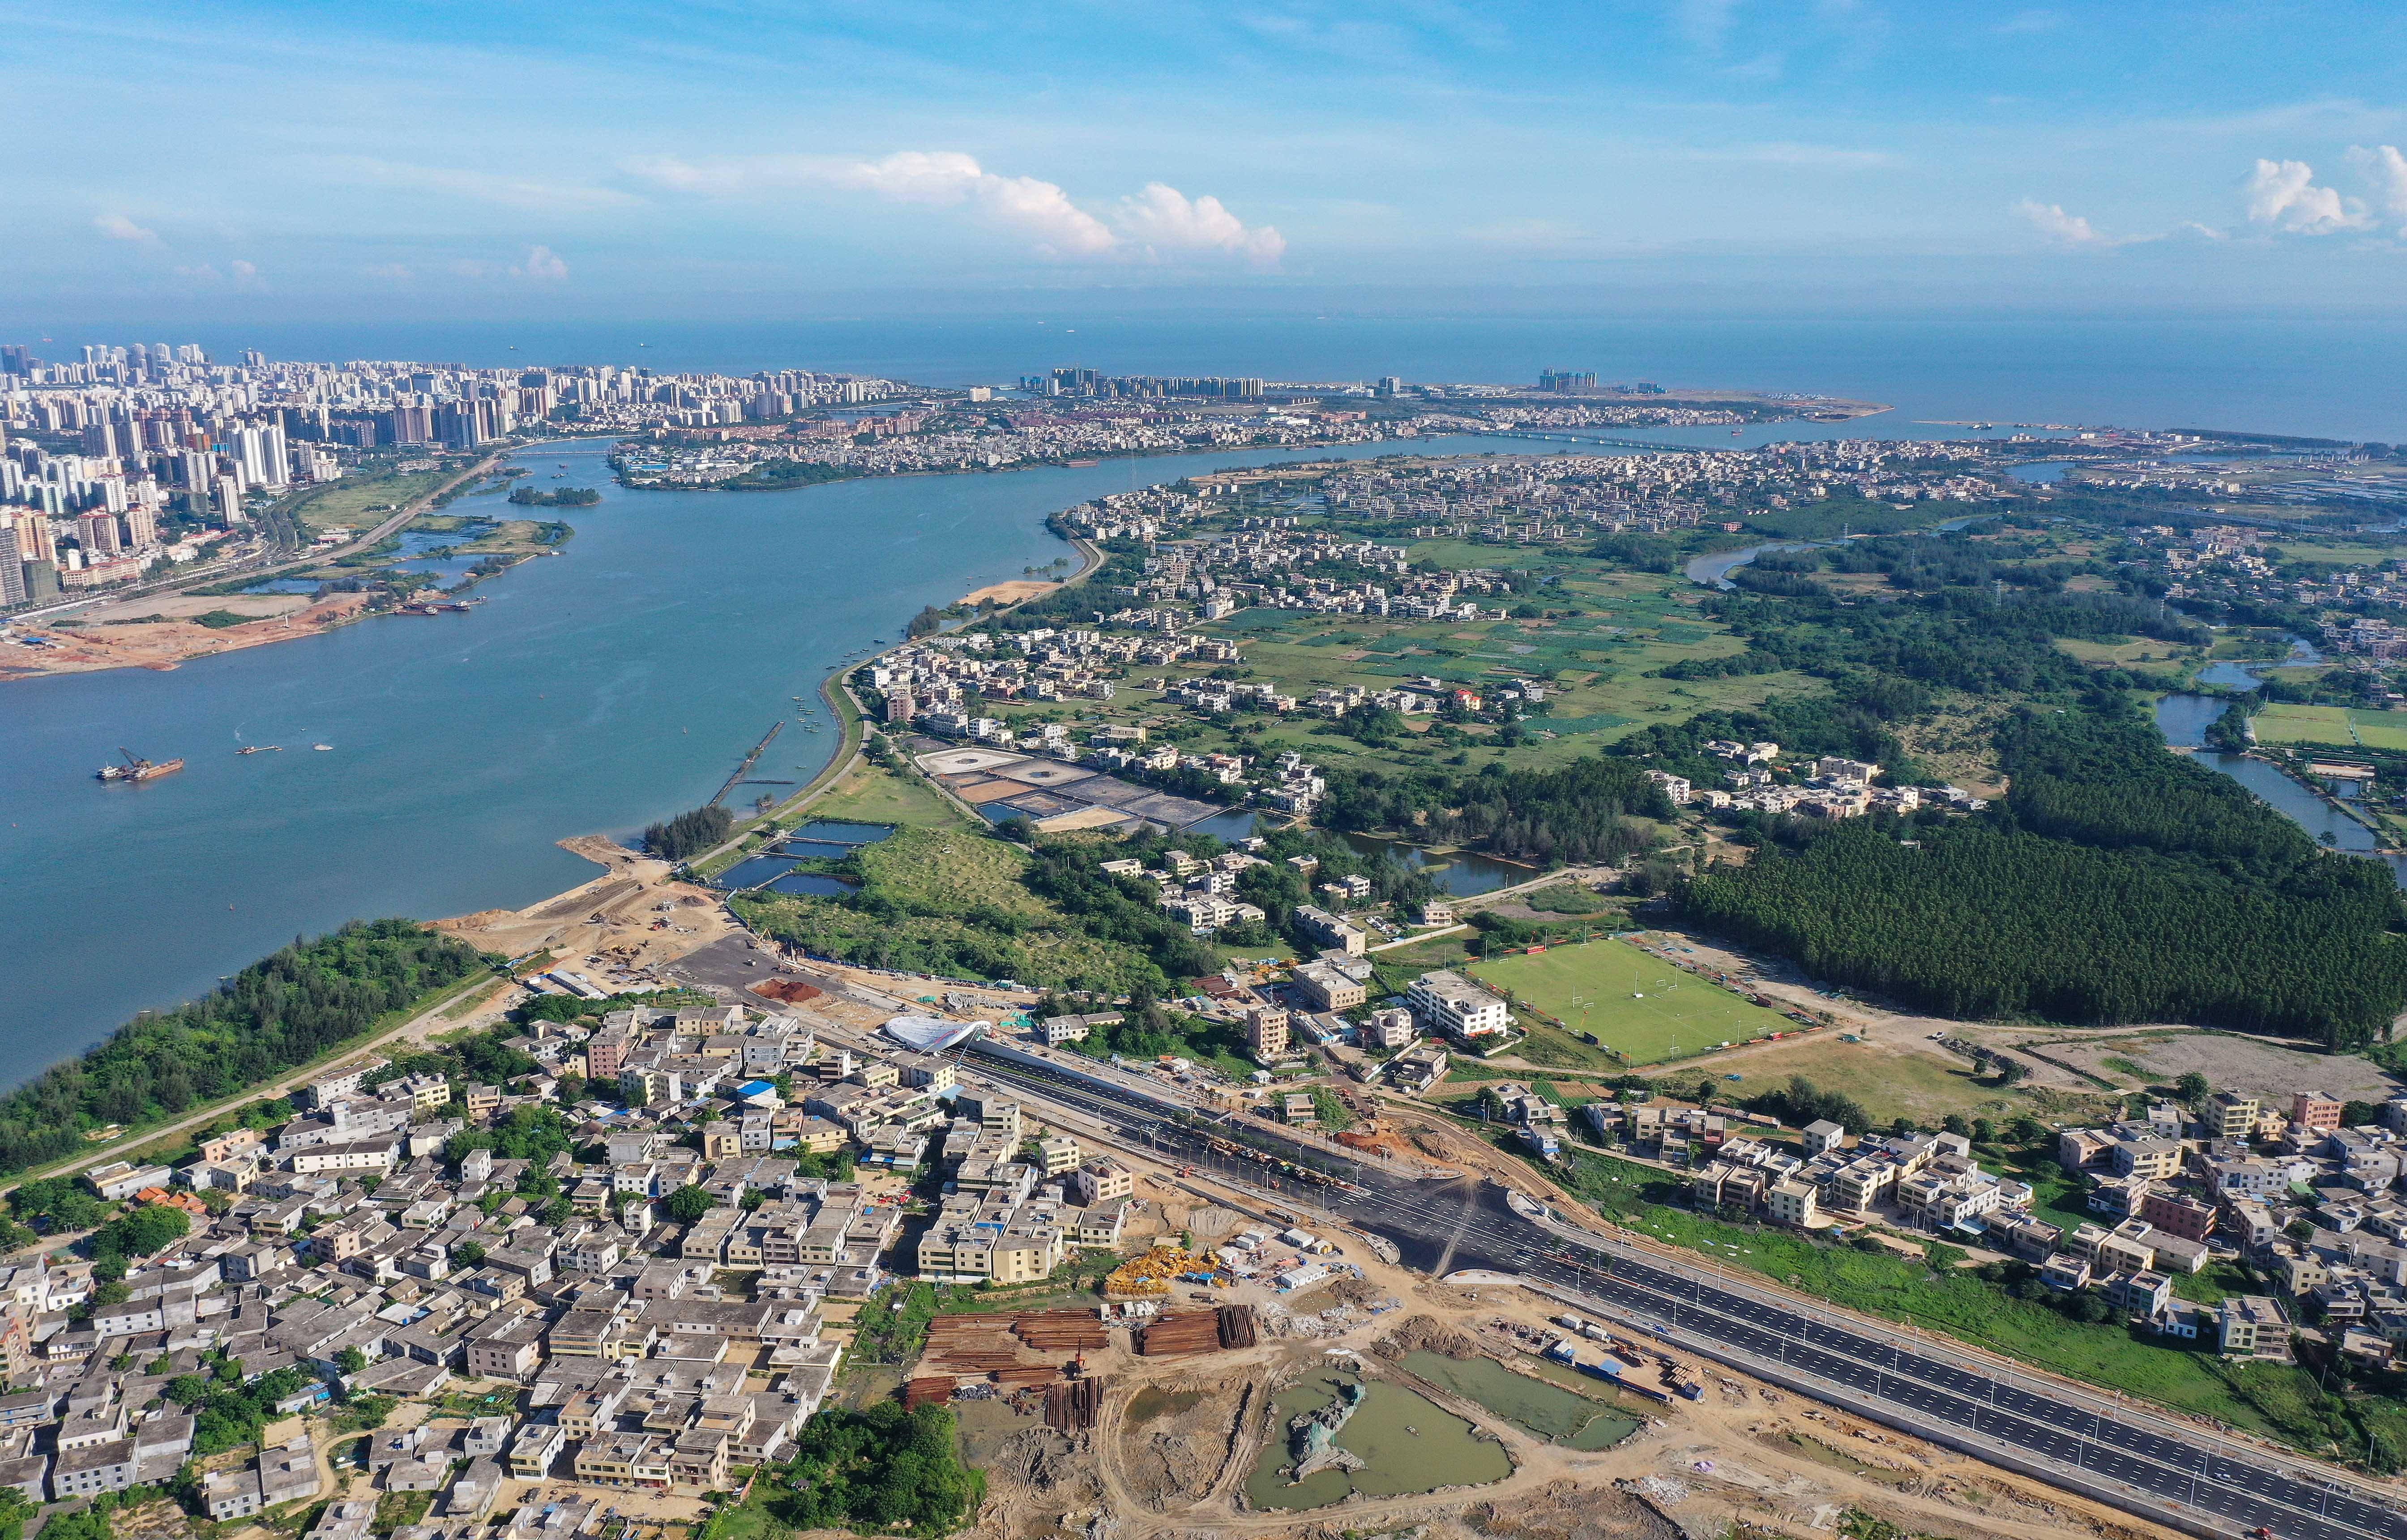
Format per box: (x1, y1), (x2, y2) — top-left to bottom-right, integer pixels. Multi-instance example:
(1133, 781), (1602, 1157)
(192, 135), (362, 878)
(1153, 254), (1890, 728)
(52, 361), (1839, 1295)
(1217, 1304), (1258, 1349)
(1013, 1310), (1109, 1352)
(902, 1377), (956, 1410)
(1103, 1241), (1210, 1299)
(923, 1316), (1024, 1375)
(1043, 1378), (1105, 1432)
(1136, 1312), (1223, 1357)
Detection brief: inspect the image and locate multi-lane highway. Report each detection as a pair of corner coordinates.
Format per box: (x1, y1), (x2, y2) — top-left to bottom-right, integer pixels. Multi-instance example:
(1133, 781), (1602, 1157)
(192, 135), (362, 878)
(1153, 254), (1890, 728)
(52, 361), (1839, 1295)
(670, 942), (2406, 1540)
(959, 1042), (2407, 1540)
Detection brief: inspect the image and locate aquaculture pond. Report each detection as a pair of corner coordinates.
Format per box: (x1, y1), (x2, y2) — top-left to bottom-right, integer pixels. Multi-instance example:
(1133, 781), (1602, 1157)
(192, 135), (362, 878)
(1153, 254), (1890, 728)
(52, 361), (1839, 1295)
(1242, 1371), (1512, 1512)
(1402, 1352), (1640, 1450)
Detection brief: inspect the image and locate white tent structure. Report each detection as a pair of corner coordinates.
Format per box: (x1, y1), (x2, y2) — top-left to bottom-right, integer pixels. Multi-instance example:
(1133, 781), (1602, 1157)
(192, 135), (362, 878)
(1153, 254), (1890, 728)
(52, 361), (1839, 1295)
(881, 1015), (987, 1053)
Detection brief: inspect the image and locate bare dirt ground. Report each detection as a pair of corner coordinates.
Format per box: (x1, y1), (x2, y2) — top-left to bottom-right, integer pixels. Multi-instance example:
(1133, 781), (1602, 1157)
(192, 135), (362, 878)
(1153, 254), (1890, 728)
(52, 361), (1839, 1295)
(959, 579), (1061, 606)
(949, 1254), (2189, 1540)
(904, 1125), (2179, 1540)
(432, 836), (741, 1003)
(80, 590), (313, 622)
(1, 591), (372, 679)
(2033, 1028), (2401, 1102)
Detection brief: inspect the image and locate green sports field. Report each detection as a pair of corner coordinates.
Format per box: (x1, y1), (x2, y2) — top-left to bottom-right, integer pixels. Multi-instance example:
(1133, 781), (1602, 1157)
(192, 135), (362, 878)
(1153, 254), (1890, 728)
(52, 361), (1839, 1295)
(2249, 703), (2407, 751)
(1467, 937), (1794, 1066)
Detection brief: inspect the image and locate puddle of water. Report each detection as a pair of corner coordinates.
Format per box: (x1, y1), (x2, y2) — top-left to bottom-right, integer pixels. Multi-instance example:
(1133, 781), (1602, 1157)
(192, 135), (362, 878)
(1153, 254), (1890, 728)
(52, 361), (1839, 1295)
(765, 872), (859, 897)
(1243, 1371), (1513, 1512)
(774, 839), (859, 859)
(790, 821), (893, 844)
(1402, 1351), (1639, 1449)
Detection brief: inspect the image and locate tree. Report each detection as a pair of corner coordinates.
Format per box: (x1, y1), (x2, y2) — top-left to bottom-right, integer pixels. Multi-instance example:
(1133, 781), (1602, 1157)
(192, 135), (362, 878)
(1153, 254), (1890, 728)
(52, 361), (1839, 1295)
(2176, 1071), (2211, 1105)
(92, 1203), (191, 1266)
(2009, 1115), (2047, 1145)
(906, 604), (944, 638)
(336, 1346), (369, 1375)
(1971, 1117), (1997, 1146)
(664, 1185), (715, 1224)
(452, 1241), (486, 1267)
(0, 1485), (36, 1540)
(641, 806), (734, 862)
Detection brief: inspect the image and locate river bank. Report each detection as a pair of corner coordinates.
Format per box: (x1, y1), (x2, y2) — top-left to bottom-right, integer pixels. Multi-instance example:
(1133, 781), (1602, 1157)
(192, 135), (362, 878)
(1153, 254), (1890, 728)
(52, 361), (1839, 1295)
(0, 431), (1543, 1083)
(0, 450), (537, 682)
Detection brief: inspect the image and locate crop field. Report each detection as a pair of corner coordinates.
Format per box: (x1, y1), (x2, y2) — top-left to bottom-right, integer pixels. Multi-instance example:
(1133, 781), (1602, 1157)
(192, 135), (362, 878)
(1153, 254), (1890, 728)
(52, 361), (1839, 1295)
(1468, 936), (1793, 1065)
(2249, 703), (2407, 750)
(1193, 572), (1828, 770)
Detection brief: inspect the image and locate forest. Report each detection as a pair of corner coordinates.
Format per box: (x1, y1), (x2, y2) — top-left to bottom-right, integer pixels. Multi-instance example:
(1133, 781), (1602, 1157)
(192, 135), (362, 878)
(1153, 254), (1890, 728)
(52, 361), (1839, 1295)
(1318, 755), (1675, 865)
(0, 919), (493, 1179)
(642, 804), (734, 860)
(1681, 813), (2407, 1045)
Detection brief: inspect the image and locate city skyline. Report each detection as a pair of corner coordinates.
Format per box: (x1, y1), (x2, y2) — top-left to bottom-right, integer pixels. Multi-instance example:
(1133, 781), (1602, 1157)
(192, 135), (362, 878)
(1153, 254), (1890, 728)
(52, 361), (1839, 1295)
(14, 0), (2407, 321)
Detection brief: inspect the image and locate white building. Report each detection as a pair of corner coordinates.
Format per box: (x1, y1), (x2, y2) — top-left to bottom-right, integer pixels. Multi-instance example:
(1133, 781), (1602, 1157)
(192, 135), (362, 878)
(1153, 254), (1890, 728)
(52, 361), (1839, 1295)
(1404, 971), (1510, 1041)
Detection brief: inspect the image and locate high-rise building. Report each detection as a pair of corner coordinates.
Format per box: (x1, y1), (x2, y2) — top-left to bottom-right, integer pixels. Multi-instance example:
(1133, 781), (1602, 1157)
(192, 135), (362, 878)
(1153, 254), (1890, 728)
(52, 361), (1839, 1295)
(0, 525), (25, 605)
(77, 511), (124, 558)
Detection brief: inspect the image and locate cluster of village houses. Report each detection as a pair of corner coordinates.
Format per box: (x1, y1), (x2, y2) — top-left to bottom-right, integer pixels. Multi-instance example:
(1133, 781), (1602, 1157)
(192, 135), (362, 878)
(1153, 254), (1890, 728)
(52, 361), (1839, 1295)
(0, 1002), (1154, 1512)
(1478, 1079), (2407, 1370)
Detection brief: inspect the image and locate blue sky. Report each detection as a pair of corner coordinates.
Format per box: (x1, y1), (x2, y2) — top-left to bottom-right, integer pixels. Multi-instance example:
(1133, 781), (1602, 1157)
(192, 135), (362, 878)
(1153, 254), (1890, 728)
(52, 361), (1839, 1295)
(14, 0), (2407, 321)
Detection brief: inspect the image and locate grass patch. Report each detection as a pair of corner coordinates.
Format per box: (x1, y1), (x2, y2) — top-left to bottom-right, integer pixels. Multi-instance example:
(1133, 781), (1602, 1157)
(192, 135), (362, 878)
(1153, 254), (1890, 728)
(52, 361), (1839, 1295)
(803, 761), (970, 831)
(1469, 937), (1795, 1065)
(1521, 883), (1612, 915)
(1657, 1036), (2029, 1127)
(192, 609), (258, 629)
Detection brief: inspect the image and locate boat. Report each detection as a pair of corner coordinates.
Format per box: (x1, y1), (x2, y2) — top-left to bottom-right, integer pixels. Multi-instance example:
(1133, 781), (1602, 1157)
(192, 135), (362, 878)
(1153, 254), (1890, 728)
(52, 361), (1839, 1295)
(97, 748), (184, 782)
(235, 746), (282, 755)
(313, 744), (333, 751)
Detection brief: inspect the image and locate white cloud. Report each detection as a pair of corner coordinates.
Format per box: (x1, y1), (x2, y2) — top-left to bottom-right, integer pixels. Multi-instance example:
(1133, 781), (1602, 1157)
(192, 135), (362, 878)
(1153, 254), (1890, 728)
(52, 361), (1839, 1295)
(95, 213), (160, 246)
(1116, 183), (1285, 266)
(172, 263), (221, 281)
(1995, 9), (2061, 33)
(230, 259), (265, 291)
(2014, 199), (2112, 247)
(2347, 144), (2407, 231)
(2243, 158), (2370, 234)
(363, 263), (413, 282)
(512, 244), (569, 281)
(627, 150), (1278, 266)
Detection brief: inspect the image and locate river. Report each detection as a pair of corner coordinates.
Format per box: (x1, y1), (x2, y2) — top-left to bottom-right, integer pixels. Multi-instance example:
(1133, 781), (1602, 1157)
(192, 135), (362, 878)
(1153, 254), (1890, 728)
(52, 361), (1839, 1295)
(2152, 690), (2407, 887)
(0, 431), (1537, 1086)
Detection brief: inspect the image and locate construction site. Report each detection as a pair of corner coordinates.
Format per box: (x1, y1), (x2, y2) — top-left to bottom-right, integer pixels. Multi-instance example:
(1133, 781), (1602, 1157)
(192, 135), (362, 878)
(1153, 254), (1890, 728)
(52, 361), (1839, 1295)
(900, 1166), (2195, 1540)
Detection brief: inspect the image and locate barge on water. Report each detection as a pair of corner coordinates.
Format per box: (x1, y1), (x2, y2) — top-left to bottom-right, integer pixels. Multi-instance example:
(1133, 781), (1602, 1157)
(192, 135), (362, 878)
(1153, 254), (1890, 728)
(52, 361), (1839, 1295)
(97, 749), (184, 783)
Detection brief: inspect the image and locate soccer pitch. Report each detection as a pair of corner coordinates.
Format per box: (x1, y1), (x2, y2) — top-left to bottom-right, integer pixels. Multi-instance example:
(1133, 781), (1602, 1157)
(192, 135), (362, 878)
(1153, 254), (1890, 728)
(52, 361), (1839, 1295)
(1468, 936), (1794, 1066)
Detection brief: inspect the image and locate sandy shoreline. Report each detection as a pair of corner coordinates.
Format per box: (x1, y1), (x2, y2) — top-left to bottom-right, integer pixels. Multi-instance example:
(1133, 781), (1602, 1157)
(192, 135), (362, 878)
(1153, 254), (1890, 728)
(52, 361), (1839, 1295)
(0, 592), (376, 681)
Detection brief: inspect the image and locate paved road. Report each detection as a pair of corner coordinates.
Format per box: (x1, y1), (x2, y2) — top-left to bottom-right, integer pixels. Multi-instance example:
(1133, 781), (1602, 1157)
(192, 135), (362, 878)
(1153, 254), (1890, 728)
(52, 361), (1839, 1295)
(670, 940), (2407, 1540)
(952, 1047), (2404, 1540)
(0, 967), (505, 1207)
